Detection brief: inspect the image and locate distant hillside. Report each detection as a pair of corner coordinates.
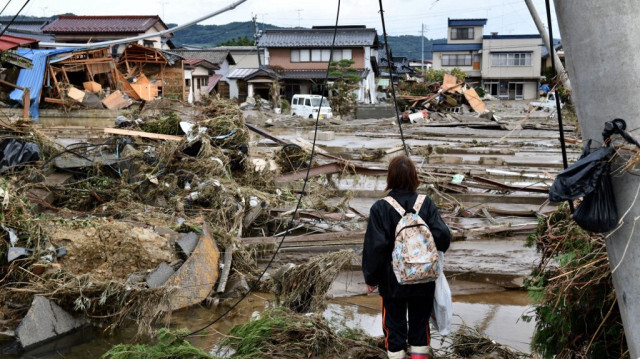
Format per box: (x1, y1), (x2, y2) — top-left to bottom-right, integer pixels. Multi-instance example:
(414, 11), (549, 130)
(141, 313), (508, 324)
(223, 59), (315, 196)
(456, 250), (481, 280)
(0, 16), (443, 59)
(170, 21), (444, 60)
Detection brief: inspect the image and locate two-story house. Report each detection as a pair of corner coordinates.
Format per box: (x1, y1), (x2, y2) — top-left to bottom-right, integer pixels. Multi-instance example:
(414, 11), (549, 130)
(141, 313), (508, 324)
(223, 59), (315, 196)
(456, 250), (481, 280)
(257, 25), (378, 103)
(481, 33), (543, 100)
(432, 19), (486, 82)
(432, 18), (543, 100)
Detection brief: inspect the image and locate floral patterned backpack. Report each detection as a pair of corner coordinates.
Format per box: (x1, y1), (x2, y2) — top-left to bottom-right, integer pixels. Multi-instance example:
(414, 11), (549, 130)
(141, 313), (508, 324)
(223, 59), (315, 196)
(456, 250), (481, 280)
(384, 194), (440, 285)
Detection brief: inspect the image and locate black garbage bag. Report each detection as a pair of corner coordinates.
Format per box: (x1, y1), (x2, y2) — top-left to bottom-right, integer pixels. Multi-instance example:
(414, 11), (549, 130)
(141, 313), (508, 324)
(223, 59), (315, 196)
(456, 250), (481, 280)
(549, 140), (614, 203)
(0, 138), (41, 172)
(572, 162), (618, 233)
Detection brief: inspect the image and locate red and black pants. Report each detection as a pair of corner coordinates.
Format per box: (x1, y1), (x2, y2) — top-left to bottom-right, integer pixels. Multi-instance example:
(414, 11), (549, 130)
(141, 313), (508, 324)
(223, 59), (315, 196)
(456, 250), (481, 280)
(381, 295), (432, 352)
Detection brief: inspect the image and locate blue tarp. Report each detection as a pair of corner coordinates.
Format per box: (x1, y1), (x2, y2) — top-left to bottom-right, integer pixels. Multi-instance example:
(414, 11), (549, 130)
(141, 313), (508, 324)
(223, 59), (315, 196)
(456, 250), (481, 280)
(9, 48), (76, 121)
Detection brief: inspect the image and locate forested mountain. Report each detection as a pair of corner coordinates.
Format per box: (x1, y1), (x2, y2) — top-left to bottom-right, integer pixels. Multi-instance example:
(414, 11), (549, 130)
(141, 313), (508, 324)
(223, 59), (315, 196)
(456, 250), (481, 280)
(170, 21), (444, 60)
(0, 16), (443, 60)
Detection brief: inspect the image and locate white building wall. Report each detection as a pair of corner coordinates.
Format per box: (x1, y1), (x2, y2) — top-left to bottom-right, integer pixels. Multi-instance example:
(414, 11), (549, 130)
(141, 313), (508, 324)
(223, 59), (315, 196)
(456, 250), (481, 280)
(432, 51), (481, 77)
(481, 37), (542, 79)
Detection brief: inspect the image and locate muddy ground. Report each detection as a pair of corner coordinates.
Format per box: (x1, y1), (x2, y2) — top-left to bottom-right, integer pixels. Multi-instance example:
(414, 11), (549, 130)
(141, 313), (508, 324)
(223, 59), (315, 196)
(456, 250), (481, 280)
(0, 97), (576, 357)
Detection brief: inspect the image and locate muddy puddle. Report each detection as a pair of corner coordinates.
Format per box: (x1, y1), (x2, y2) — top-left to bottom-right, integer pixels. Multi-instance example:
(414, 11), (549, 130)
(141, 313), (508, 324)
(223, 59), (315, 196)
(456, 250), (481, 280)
(8, 290), (533, 358)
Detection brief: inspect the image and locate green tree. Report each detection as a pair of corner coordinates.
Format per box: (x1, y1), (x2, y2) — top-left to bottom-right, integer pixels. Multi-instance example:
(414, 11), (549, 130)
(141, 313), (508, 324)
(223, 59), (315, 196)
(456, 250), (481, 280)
(328, 59), (361, 117)
(217, 35), (254, 46)
(422, 67), (467, 83)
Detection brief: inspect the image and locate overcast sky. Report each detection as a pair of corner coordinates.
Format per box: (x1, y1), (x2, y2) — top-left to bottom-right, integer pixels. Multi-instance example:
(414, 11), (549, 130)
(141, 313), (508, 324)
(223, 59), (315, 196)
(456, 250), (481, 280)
(12, 0), (561, 39)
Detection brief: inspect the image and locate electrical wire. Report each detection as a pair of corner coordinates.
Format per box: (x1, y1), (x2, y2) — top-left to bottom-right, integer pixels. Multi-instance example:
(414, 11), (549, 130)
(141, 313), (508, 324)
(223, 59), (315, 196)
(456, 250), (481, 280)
(181, 0), (343, 338)
(0, 0), (29, 38)
(0, 0), (13, 17)
(378, 0), (408, 157)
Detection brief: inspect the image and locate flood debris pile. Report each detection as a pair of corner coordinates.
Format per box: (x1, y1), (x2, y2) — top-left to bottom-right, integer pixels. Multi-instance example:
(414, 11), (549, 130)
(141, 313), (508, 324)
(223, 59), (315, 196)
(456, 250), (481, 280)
(523, 204), (628, 358)
(433, 325), (531, 359)
(273, 250), (355, 313)
(0, 96), (305, 353)
(396, 74), (488, 121)
(222, 308), (386, 359)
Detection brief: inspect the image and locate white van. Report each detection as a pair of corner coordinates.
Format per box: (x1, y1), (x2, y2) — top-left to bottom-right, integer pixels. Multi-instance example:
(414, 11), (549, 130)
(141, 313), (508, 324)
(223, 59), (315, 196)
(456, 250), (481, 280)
(291, 94), (333, 119)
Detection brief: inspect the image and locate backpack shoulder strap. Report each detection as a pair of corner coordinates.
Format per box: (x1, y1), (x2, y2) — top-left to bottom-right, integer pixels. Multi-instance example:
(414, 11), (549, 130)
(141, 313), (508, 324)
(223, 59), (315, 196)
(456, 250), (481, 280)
(413, 194), (426, 213)
(383, 196), (405, 216)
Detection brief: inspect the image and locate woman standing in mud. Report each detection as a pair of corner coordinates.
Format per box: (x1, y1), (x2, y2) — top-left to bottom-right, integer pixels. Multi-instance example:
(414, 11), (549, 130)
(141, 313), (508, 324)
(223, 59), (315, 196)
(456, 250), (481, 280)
(362, 155), (451, 359)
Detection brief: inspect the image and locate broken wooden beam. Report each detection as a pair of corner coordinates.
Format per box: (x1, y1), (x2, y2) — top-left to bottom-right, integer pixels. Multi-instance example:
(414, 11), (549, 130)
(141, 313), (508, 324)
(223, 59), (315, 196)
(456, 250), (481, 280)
(104, 128), (183, 141)
(241, 231), (365, 248)
(277, 162), (387, 182)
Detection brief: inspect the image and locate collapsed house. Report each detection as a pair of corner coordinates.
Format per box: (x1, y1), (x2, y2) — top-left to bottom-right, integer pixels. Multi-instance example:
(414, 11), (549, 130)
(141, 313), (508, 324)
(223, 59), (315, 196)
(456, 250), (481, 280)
(3, 42), (200, 121)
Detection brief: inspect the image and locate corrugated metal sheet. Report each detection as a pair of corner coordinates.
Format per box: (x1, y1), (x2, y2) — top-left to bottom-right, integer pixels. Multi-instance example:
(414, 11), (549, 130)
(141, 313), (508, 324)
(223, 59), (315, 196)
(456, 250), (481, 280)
(483, 34), (542, 40)
(431, 43), (483, 52)
(0, 34), (38, 51)
(227, 68), (258, 79)
(448, 19), (488, 27)
(9, 48), (76, 121)
(257, 28), (377, 48)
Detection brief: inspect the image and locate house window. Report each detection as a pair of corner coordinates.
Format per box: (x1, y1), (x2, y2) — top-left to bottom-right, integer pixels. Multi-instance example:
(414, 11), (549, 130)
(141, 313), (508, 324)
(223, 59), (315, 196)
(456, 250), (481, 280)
(491, 53), (532, 66)
(442, 54), (472, 66)
(311, 49), (322, 62)
(451, 27), (474, 40)
(291, 50), (300, 62)
(185, 79), (191, 87)
(291, 48), (353, 62)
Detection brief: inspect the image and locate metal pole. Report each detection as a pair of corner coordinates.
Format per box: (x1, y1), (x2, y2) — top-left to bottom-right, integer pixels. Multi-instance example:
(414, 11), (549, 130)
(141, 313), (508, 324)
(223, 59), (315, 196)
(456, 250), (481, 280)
(524, 0), (570, 90)
(555, 1), (640, 356)
(421, 23), (425, 73)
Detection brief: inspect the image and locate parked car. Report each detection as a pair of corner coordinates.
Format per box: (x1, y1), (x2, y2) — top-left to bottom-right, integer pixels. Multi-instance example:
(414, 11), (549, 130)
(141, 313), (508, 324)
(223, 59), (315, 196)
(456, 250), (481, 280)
(531, 91), (563, 110)
(291, 94), (333, 119)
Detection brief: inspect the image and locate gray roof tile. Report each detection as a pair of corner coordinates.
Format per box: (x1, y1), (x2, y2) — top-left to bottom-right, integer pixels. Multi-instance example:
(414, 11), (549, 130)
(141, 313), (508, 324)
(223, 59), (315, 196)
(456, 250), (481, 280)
(258, 28), (378, 48)
(168, 49), (234, 65)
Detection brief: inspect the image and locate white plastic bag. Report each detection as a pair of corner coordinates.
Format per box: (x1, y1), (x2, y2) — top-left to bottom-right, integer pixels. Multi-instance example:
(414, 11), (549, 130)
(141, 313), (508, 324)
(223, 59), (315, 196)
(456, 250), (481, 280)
(431, 251), (452, 335)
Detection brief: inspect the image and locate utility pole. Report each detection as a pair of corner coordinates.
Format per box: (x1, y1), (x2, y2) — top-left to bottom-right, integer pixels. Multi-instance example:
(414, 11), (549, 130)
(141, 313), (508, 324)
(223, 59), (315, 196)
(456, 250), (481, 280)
(421, 23), (425, 73)
(524, 0), (571, 90)
(554, 1), (639, 356)
(253, 14), (261, 67)
(296, 9), (303, 28)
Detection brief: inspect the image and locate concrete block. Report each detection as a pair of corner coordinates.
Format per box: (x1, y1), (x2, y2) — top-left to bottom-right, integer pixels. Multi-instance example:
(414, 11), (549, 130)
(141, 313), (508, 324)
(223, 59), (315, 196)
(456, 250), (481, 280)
(307, 130), (335, 141)
(479, 157), (506, 166)
(175, 232), (199, 259)
(145, 262), (175, 288)
(16, 296), (84, 349)
(428, 155), (463, 165)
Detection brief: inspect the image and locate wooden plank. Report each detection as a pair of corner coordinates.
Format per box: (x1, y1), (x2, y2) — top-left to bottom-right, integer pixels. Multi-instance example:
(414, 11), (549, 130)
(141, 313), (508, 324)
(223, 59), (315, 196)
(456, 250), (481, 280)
(104, 128), (183, 141)
(44, 97), (65, 104)
(463, 87), (486, 113)
(241, 231), (365, 247)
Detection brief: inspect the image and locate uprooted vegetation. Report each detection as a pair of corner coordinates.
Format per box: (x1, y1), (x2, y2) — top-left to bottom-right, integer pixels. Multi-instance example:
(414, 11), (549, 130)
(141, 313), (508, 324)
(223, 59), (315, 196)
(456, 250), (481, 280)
(523, 204), (628, 358)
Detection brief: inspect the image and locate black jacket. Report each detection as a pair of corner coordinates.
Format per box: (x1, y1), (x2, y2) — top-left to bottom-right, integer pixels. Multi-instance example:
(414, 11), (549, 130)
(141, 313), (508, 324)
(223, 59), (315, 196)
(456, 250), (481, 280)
(362, 189), (451, 298)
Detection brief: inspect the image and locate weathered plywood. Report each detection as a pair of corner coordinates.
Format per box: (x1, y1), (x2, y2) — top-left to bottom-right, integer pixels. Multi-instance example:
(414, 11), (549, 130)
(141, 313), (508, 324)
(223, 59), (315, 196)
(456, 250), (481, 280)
(83, 81), (101, 93)
(104, 128), (183, 141)
(131, 82), (158, 102)
(165, 223), (220, 310)
(67, 87), (85, 102)
(463, 87), (486, 113)
(102, 90), (132, 110)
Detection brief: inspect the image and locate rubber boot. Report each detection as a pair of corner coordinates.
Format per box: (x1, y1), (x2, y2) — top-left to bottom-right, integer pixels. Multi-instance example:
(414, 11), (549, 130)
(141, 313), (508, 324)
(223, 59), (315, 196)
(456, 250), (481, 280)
(409, 345), (433, 359)
(387, 349), (406, 359)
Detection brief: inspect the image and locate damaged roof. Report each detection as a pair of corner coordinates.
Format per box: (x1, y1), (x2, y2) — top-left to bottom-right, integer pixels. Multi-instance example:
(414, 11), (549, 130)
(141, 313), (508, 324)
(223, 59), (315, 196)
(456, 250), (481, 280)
(183, 58), (219, 70)
(448, 18), (487, 26)
(0, 34), (39, 50)
(168, 49), (236, 65)
(43, 15), (168, 33)
(258, 26), (378, 48)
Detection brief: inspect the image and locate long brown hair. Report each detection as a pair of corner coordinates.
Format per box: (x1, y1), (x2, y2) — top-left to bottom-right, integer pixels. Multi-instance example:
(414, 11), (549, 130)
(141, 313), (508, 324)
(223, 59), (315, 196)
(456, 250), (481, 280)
(385, 155), (419, 192)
